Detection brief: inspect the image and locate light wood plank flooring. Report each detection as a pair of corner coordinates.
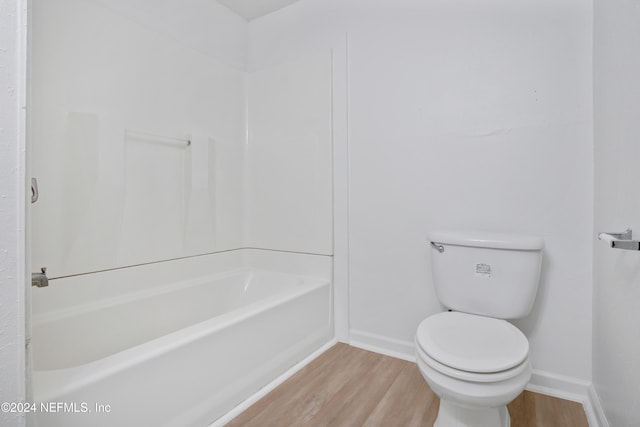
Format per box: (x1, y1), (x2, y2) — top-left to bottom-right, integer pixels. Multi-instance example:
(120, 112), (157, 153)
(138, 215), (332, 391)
(227, 343), (589, 427)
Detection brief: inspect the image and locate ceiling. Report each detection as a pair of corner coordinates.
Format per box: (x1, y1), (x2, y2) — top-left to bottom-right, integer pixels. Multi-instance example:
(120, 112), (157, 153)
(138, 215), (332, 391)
(217, 0), (303, 21)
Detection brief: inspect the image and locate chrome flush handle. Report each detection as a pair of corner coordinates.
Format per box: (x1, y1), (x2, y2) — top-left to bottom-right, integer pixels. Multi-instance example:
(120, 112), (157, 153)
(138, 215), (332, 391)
(430, 241), (445, 253)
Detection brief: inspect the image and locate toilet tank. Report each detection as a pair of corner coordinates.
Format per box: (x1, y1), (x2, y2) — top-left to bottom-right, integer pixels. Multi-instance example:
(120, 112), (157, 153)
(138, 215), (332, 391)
(428, 230), (544, 319)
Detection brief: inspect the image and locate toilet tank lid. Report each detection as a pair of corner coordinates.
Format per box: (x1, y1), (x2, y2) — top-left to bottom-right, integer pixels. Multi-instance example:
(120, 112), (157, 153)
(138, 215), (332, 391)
(428, 230), (544, 251)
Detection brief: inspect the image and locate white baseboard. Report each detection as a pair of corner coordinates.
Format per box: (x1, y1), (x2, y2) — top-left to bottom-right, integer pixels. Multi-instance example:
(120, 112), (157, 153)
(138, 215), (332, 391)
(586, 383), (610, 427)
(349, 329), (415, 362)
(349, 330), (609, 427)
(527, 369), (591, 402)
(209, 338), (338, 427)
(523, 370), (608, 427)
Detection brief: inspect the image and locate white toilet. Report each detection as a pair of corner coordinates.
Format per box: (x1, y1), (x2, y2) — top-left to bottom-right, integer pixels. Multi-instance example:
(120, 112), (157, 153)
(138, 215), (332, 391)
(415, 230), (544, 427)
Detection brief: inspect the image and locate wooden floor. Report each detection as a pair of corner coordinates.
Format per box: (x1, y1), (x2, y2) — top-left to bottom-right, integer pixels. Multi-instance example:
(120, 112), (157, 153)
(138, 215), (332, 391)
(227, 343), (589, 427)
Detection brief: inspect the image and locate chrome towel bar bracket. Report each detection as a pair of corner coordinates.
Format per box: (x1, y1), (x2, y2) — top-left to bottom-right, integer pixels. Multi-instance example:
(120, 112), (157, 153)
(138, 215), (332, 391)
(31, 177), (38, 204)
(598, 228), (640, 251)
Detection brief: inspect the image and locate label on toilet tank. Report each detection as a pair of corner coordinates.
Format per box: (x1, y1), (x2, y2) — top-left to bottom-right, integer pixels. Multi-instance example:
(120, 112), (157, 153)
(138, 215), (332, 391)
(475, 263), (492, 278)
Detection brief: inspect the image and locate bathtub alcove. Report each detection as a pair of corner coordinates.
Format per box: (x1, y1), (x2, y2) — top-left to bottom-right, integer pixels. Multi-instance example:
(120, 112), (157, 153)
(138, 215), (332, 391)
(29, 2), (335, 425)
(31, 249), (333, 427)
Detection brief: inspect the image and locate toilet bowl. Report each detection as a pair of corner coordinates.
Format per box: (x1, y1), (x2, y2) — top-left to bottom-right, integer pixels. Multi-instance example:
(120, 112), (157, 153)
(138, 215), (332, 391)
(415, 311), (532, 427)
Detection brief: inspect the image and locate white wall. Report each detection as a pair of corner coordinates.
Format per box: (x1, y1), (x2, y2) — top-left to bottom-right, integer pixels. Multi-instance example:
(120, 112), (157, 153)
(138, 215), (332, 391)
(594, 0), (640, 425)
(30, 0), (248, 278)
(89, 0), (248, 69)
(247, 51), (333, 255)
(0, 0), (26, 425)
(249, 0), (594, 383)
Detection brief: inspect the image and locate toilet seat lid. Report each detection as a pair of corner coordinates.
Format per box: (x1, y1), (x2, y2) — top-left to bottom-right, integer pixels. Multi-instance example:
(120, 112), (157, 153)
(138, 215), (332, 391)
(416, 311), (529, 373)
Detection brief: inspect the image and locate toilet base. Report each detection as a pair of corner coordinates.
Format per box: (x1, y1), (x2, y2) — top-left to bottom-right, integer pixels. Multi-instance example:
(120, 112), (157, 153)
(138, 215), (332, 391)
(435, 400), (510, 427)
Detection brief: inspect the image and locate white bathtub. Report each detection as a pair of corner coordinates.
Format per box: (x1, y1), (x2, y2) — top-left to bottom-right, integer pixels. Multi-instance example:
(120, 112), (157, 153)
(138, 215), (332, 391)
(31, 267), (332, 426)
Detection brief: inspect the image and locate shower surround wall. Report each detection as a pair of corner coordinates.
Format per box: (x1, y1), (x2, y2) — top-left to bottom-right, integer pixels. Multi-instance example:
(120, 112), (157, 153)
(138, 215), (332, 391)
(31, 0), (248, 278)
(32, 0), (333, 277)
(248, 0), (594, 399)
(246, 51), (333, 255)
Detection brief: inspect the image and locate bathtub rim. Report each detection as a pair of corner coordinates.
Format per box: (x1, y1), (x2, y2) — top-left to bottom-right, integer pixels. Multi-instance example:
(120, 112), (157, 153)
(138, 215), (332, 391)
(32, 267), (321, 325)
(32, 267), (247, 325)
